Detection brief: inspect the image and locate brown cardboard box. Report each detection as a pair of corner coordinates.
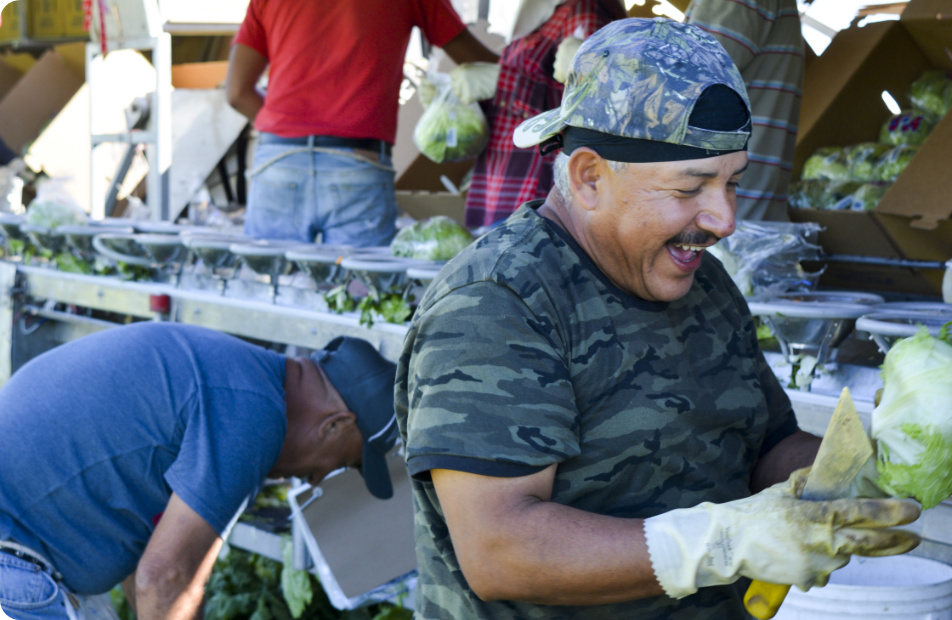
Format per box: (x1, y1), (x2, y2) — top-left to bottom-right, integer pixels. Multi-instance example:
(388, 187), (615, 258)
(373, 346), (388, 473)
(0, 61), (22, 102)
(395, 191), (466, 226)
(791, 0), (952, 296)
(0, 3), (22, 44)
(171, 61), (229, 89)
(0, 49), (84, 154)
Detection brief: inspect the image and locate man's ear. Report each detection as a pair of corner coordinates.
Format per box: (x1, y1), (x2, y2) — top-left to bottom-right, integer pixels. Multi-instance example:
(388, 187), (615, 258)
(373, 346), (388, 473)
(568, 148), (602, 212)
(316, 410), (357, 443)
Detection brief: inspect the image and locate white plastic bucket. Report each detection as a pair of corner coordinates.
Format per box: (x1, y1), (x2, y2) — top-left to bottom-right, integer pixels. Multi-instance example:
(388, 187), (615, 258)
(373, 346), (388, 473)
(774, 556), (952, 619)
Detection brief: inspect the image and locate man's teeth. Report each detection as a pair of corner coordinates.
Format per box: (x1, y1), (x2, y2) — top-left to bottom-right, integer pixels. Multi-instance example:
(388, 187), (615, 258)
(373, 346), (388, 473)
(674, 244), (705, 252)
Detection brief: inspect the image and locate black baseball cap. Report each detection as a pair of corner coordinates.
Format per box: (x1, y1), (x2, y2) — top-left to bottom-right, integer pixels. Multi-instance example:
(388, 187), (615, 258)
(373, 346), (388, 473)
(310, 337), (398, 499)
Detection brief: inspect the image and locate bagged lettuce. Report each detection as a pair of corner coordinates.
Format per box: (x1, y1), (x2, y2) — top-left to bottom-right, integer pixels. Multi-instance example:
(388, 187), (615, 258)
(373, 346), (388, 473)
(880, 111), (936, 146)
(846, 143), (891, 182)
(909, 70), (952, 118)
(875, 144), (918, 182)
(390, 216), (473, 261)
(413, 73), (488, 164)
(847, 182), (891, 212)
(788, 179), (861, 211)
(871, 327), (952, 509)
(801, 146), (850, 181)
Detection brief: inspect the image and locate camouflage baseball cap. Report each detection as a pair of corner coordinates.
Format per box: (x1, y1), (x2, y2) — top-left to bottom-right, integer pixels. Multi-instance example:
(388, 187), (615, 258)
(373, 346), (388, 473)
(513, 18), (751, 153)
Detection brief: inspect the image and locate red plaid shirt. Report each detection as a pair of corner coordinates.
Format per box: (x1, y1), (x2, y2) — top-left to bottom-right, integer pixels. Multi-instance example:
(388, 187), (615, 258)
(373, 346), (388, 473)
(464, 0), (625, 228)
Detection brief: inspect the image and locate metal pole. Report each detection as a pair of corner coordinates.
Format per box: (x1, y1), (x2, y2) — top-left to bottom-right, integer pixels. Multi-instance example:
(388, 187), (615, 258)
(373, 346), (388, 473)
(148, 33), (173, 221)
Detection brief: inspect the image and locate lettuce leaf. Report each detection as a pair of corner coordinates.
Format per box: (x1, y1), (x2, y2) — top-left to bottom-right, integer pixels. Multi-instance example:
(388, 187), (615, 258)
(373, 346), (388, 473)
(871, 327), (952, 508)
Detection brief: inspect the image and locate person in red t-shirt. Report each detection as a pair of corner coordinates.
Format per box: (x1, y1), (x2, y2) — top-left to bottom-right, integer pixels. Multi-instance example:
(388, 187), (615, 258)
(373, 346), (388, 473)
(454, 0), (624, 229)
(227, 0), (497, 247)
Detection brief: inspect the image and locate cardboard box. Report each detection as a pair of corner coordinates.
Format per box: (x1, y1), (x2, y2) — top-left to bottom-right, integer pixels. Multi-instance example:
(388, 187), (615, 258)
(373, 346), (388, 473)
(395, 191), (465, 226)
(790, 0), (952, 296)
(0, 49), (84, 155)
(0, 61), (22, 102)
(29, 0), (67, 38)
(171, 61), (228, 89)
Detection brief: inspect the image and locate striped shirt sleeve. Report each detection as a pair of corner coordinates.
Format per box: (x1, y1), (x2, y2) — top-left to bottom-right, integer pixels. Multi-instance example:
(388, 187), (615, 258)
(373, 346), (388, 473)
(686, 0), (780, 73)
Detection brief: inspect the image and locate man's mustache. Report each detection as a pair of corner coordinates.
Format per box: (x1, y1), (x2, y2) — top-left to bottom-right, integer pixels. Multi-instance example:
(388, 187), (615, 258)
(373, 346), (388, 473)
(666, 231), (719, 246)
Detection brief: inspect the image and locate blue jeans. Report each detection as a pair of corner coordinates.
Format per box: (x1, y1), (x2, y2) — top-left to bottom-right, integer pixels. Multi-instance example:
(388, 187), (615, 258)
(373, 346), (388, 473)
(244, 134), (398, 248)
(0, 553), (69, 620)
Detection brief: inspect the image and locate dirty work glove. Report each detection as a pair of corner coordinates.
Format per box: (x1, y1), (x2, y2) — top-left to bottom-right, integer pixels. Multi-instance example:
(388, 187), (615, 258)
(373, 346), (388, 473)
(553, 37), (583, 83)
(643, 470), (921, 599)
(449, 62), (500, 105)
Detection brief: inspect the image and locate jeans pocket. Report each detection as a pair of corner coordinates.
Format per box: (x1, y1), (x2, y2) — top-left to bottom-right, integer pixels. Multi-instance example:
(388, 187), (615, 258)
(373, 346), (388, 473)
(246, 165), (307, 240)
(0, 557), (60, 611)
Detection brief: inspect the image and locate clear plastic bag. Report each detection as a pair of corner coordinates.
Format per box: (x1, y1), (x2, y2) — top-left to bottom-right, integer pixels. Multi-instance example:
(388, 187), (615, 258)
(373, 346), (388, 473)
(26, 177), (87, 227)
(708, 221), (823, 296)
(908, 70), (952, 118)
(788, 179), (861, 211)
(845, 142), (891, 182)
(390, 215), (473, 261)
(846, 182), (891, 212)
(879, 111), (936, 146)
(801, 146), (850, 181)
(413, 69), (489, 164)
(874, 144), (918, 182)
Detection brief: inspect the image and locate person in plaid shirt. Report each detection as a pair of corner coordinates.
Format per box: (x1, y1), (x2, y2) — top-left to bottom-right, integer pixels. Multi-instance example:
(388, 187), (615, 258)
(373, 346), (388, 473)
(461, 0), (624, 228)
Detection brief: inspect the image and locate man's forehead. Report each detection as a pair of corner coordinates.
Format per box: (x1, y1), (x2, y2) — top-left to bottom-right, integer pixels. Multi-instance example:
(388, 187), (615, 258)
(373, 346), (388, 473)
(644, 153), (749, 180)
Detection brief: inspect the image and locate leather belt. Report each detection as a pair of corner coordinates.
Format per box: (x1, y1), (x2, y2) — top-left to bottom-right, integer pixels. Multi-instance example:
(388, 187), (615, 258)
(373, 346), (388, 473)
(259, 134), (392, 157)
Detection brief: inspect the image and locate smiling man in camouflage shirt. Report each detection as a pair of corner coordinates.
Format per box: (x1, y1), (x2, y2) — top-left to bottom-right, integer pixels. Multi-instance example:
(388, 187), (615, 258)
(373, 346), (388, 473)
(394, 18), (920, 620)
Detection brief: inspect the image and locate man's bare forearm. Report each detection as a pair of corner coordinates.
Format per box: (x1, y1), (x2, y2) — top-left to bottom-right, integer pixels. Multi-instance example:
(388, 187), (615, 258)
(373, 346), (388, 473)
(750, 429), (822, 493)
(433, 467), (663, 605)
(135, 549), (218, 620)
(229, 90), (264, 122)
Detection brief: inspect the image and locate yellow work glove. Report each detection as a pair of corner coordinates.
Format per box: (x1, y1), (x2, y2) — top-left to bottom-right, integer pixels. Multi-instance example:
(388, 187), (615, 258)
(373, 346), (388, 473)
(553, 37), (583, 84)
(643, 471), (921, 599)
(449, 62), (500, 105)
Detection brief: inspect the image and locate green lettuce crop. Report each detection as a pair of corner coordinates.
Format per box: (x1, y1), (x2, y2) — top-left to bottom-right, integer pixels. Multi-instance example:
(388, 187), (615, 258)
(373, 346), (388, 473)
(846, 143), (891, 182)
(848, 182), (891, 212)
(880, 111), (936, 147)
(871, 327), (952, 509)
(909, 70), (952, 118)
(802, 147), (850, 181)
(390, 216), (473, 261)
(413, 89), (488, 163)
(875, 144), (918, 182)
(25, 200), (86, 228)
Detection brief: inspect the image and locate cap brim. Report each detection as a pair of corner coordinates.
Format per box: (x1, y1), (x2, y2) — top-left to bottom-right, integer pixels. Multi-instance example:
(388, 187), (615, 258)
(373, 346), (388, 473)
(360, 442), (393, 500)
(513, 107), (567, 149)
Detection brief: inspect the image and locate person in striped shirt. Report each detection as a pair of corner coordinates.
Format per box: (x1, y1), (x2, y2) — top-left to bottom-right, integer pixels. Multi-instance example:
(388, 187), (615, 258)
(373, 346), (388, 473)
(687, 0), (804, 221)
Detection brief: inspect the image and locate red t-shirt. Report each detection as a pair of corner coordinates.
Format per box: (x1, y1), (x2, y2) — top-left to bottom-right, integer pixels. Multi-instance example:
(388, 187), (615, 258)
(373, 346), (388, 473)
(235, 0), (466, 143)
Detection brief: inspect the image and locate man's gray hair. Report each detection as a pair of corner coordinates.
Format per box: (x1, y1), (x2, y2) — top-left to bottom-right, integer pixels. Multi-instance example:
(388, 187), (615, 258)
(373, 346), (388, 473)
(552, 152), (629, 201)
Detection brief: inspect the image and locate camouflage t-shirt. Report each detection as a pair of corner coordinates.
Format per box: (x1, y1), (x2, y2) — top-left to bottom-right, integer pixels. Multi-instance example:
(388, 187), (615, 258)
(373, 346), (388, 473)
(395, 202), (797, 619)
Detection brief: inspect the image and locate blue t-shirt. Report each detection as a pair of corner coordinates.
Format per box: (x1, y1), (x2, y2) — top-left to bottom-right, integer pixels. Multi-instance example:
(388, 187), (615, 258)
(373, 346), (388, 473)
(0, 323), (287, 595)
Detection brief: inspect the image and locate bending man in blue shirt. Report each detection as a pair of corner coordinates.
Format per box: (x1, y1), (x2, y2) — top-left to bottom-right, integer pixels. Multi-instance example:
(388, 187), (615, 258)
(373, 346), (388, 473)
(0, 323), (399, 620)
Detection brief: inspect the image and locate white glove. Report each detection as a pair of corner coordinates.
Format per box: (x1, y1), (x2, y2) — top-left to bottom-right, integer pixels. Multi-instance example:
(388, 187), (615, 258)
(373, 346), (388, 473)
(644, 470), (921, 599)
(416, 75), (437, 109)
(553, 37), (583, 84)
(449, 62), (500, 105)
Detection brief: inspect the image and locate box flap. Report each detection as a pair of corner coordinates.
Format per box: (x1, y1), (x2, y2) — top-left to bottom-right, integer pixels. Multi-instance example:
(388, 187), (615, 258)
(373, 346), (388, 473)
(900, 0), (952, 68)
(875, 112), (952, 228)
(788, 208), (903, 258)
(0, 61), (22, 103)
(0, 50), (84, 154)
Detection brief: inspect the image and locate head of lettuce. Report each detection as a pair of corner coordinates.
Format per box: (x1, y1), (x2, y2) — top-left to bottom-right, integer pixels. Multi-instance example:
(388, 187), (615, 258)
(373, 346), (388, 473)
(871, 326), (952, 509)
